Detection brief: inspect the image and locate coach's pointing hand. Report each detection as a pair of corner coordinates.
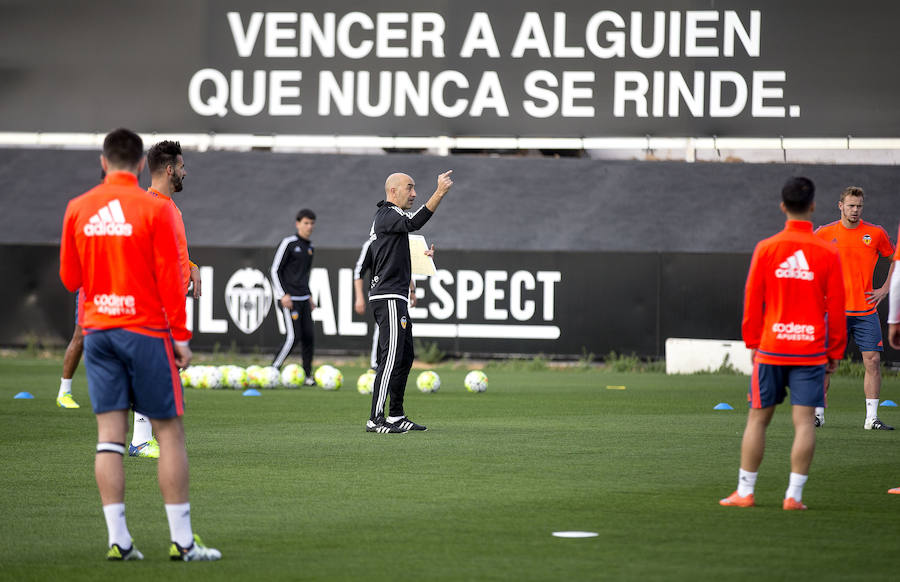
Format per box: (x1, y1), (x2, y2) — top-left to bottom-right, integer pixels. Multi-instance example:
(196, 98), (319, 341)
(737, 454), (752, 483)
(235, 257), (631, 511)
(425, 171), (454, 213)
(437, 170), (453, 195)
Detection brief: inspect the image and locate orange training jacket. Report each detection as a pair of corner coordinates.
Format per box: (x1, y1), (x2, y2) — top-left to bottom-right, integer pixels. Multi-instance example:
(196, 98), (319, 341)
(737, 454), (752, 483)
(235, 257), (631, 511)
(147, 187), (193, 292)
(59, 171), (191, 342)
(743, 220), (847, 365)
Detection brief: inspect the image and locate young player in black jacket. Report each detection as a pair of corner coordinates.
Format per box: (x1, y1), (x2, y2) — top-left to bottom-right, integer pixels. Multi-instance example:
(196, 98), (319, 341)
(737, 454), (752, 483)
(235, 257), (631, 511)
(271, 208), (317, 385)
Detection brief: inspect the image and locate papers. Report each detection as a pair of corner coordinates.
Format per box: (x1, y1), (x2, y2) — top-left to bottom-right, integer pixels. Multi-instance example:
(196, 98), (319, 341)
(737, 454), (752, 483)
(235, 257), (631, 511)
(408, 234), (436, 275)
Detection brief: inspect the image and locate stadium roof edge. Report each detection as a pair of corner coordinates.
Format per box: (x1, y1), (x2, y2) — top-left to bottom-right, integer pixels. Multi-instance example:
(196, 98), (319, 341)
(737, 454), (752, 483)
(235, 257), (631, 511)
(2, 133), (900, 155)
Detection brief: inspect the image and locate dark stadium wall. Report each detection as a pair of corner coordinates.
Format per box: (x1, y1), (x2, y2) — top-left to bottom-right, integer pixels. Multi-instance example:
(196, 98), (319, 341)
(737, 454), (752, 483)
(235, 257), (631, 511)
(2, 149), (899, 360)
(3, 149), (900, 253)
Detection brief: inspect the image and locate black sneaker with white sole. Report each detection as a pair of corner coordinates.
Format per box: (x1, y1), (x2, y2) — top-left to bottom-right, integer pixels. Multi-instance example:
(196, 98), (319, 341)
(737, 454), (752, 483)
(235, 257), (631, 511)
(392, 416), (427, 431)
(366, 418), (408, 434)
(864, 418), (894, 430)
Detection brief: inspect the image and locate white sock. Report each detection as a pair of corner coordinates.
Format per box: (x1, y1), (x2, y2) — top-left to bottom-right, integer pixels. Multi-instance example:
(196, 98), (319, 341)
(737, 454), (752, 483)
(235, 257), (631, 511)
(866, 398), (879, 421)
(387, 415), (405, 423)
(102, 503), (132, 548)
(58, 378), (73, 398)
(737, 468), (757, 497)
(814, 406), (825, 418)
(165, 503), (194, 548)
(131, 413), (153, 446)
(785, 472), (808, 502)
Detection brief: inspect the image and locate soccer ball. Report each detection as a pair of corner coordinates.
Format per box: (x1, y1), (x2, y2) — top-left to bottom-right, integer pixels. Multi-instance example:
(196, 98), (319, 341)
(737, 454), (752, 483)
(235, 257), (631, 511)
(216, 366), (235, 389)
(206, 366), (224, 389)
(221, 366), (249, 390)
(179, 368), (192, 388)
(206, 366), (225, 389)
(280, 363), (306, 388)
(416, 370), (441, 393)
(256, 366), (282, 389)
(356, 369), (376, 395)
(247, 365), (280, 389)
(315, 365), (343, 390)
(245, 365), (263, 383)
(191, 366), (221, 390)
(464, 370), (488, 393)
(185, 366), (206, 389)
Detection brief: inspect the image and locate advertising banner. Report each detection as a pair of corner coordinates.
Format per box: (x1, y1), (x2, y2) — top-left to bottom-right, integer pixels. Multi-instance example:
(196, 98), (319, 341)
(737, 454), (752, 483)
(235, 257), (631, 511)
(1, 1), (897, 137)
(3, 244), (893, 361)
(0, 244), (748, 359)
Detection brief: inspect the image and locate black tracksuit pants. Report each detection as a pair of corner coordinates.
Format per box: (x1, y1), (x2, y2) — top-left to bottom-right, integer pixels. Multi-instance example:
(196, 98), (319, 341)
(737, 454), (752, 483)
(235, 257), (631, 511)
(369, 298), (414, 420)
(272, 301), (314, 376)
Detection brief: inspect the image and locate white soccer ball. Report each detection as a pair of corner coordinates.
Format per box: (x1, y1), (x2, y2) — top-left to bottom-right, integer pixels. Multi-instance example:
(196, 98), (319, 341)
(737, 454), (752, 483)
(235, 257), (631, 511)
(416, 370), (441, 393)
(464, 370), (488, 393)
(356, 369), (376, 395)
(185, 366), (206, 389)
(206, 366), (224, 389)
(222, 366), (249, 390)
(315, 365), (343, 390)
(281, 363), (306, 388)
(189, 366), (210, 390)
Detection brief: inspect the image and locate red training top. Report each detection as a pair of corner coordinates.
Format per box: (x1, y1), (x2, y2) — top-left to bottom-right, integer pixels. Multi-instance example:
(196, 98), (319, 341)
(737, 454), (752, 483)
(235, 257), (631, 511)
(59, 171), (191, 342)
(815, 220), (894, 316)
(743, 220), (846, 365)
(147, 187), (193, 292)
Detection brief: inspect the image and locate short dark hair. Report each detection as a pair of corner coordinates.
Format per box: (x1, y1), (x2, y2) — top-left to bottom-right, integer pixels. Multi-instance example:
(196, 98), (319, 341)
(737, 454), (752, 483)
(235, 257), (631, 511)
(147, 140), (183, 174)
(296, 208), (316, 221)
(781, 177), (815, 213)
(102, 128), (143, 168)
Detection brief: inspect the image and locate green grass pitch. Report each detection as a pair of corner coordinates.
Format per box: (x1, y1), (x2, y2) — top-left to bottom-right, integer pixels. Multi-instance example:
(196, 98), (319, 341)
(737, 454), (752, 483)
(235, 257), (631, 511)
(1, 356), (898, 581)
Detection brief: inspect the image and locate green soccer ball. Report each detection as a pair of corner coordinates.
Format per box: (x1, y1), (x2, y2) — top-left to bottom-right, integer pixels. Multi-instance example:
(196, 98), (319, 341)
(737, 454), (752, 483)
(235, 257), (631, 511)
(315, 365), (343, 390)
(280, 363), (306, 388)
(357, 369), (376, 394)
(416, 370), (441, 393)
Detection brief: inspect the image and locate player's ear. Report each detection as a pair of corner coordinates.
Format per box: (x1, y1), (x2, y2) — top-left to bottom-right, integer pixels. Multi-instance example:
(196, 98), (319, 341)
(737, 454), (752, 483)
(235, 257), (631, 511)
(136, 156), (146, 174)
(779, 201), (787, 215)
(100, 155), (108, 173)
(810, 201), (816, 213)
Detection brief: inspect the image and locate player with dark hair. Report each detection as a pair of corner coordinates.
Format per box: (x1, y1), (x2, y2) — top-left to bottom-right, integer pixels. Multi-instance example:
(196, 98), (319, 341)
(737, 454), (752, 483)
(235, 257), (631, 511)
(721, 176), (846, 510)
(59, 128), (220, 561)
(271, 208), (317, 385)
(123, 140), (203, 459)
(815, 186), (895, 429)
(366, 170), (453, 434)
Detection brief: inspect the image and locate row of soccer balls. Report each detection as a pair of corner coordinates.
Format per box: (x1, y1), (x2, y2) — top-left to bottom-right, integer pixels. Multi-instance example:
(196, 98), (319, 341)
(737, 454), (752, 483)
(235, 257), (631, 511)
(357, 369), (487, 394)
(181, 364), (488, 394)
(181, 364), (339, 390)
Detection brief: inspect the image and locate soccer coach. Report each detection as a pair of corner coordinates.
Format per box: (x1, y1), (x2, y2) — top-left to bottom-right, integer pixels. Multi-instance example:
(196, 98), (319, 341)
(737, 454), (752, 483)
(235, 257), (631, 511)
(365, 170), (453, 434)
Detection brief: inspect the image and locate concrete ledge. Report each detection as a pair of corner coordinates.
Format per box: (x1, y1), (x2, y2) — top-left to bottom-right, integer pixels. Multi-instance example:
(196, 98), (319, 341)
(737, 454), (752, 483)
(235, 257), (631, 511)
(665, 338), (752, 375)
